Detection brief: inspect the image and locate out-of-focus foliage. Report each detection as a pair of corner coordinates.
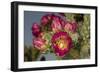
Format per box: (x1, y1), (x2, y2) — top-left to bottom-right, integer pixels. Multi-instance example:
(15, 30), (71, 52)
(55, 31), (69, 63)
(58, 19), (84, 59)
(24, 46), (40, 61)
(79, 14), (90, 59)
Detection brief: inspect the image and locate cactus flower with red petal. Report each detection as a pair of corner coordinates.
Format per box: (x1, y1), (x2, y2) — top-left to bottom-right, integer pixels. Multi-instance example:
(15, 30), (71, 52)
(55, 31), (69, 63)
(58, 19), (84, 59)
(41, 14), (52, 26)
(51, 32), (72, 57)
(51, 15), (66, 33)
(32, 23), (41, 37)
(33, 38), (47, 53)
(64, 21), (78, 33)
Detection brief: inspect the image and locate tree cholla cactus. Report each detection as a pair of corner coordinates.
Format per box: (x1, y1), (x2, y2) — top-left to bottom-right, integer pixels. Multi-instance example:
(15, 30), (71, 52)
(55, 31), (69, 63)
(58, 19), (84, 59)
(24, 13), (90, 61)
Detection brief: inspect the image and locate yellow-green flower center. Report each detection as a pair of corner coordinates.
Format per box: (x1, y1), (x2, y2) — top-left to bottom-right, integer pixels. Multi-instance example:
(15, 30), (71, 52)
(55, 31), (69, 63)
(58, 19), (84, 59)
(55, 36), (68, 50)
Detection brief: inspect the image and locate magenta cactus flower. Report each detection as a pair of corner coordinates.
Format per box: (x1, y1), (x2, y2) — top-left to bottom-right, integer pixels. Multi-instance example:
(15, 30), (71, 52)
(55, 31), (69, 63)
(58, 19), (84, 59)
(33, 38), (47, 52)
(32, 23), (41, 37)
(51, 32), (72, 57)
(41, 14), (52, 26)
(51, 15), (66, 33)
(41, 14), (66, 32)
(64, 21), (78, 33)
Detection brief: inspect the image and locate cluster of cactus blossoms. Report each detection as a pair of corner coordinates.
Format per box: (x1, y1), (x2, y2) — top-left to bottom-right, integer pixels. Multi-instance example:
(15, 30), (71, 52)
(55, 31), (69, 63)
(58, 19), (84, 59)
(32, 13), (78, 58)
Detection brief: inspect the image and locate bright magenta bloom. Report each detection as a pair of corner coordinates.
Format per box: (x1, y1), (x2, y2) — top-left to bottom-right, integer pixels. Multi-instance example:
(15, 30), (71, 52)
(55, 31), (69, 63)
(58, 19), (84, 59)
(41, 14), (66, 32)
(51, 32), (72, 57)
(32, 23), (41, 37)
(41, 14), (52, 26)
(33, 38), (47, 52)
(51, 15), (66, 33)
